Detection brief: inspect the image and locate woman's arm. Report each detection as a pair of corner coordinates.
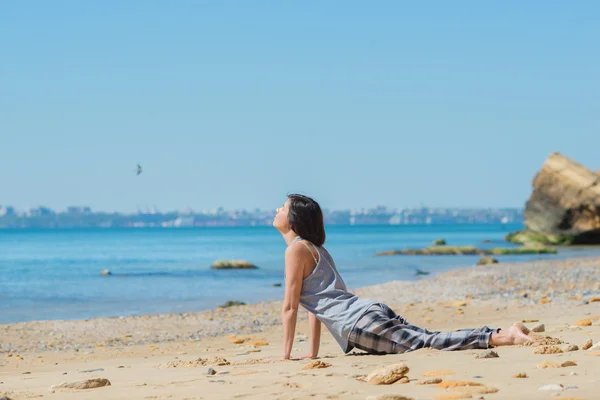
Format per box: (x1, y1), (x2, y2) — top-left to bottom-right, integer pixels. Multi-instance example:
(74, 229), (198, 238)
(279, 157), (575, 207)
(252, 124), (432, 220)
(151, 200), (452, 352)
(281, 244), (305, 360)
(307, 312), (321, 358)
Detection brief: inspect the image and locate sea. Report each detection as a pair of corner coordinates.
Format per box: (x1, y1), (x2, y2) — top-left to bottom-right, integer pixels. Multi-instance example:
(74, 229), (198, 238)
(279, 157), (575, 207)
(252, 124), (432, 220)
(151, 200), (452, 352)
(2, 224), (599, 324)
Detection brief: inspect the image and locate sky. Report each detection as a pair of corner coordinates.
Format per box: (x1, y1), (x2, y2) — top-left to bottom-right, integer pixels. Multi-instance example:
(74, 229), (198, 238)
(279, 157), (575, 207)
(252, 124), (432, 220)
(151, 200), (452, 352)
(1, 1), (599, 213)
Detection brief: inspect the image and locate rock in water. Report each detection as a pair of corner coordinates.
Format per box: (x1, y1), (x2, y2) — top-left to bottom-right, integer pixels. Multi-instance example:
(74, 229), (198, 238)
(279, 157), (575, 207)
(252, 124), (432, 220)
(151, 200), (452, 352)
(211, 260), (258, 269)
(508, 152), (600, 245)
(476, 256), (498, 266)
(432, 239), (446, 246)
(100, 269), (111, 276)
(51, 378), (111, 390)
(365, 363), (410, 385)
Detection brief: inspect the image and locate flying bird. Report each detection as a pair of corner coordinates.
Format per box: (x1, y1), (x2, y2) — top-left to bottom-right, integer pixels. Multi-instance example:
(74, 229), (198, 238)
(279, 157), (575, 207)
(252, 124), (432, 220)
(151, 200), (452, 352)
(136, 164), (143, 176)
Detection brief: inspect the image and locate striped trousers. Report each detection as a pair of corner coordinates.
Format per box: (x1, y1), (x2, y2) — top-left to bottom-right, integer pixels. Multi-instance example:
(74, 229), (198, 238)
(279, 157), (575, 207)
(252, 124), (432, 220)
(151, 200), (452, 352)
(348, 303), (498, 355)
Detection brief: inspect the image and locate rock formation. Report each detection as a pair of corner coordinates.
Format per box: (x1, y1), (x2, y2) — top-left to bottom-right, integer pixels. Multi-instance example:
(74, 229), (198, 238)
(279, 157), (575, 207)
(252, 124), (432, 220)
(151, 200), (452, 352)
(508, 152), (600, 245)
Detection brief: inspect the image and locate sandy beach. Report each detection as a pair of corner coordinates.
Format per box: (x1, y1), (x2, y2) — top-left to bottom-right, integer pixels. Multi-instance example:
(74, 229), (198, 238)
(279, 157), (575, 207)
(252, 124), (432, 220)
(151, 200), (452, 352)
(1, 256), (599, 400)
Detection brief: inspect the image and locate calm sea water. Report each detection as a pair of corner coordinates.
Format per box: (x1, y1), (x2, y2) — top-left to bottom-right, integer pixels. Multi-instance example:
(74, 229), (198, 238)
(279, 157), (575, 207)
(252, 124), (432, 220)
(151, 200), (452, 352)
(2, 224), (599, 323)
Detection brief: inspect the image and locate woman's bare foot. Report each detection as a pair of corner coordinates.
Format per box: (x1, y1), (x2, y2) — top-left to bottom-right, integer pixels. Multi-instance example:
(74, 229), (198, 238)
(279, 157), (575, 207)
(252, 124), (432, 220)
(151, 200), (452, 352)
(508, 323), (535, 345)
(512, 322), (531, 335)
(489, 322), (534, 346)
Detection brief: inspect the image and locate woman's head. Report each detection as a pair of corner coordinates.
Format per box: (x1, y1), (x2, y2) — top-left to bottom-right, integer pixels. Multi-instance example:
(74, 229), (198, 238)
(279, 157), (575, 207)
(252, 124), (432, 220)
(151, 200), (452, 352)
(273, 194), (326, 246)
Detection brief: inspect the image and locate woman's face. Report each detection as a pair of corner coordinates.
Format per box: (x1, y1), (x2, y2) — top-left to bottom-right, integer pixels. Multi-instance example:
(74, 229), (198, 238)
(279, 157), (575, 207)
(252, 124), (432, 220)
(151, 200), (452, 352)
(273, 199), (291, 232)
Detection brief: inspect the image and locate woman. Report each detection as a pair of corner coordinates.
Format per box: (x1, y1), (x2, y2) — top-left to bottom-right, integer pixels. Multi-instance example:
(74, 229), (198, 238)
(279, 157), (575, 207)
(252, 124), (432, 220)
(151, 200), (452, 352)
(273, 194), (533, 360)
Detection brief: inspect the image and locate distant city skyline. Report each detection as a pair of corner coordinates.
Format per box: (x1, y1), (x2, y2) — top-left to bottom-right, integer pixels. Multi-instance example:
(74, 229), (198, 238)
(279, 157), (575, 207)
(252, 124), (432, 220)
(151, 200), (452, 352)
(0, 203), (524, 229)
(2, 2), (599, 212)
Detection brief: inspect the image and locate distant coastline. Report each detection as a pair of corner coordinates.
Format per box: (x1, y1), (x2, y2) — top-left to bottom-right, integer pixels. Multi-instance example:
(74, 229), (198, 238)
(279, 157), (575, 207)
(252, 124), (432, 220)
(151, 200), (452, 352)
(0, 205), (523, 229)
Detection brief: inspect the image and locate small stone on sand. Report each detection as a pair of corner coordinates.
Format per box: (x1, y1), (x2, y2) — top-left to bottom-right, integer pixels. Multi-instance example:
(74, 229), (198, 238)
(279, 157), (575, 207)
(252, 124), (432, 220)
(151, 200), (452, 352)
(419, 378), (443, 385)
(532, 323), (545, 332)
(50, 378), (111, 390)
(302, 360), (331, 370)
(538, 384), (563, 391)
(422, 370), (455, 377)
(537, 361), (560, 369)
(475, 350), (498, 359)
(582, 339), (593, 350)
(513, 372), (528, 378)
(575, 319), (592, 326)
(560, 361), (577, 367)
(365, 364), (409, 385)
(532, 345), (563, 354)
(366, 395), (415, 400)
(438, 380), (483, 388)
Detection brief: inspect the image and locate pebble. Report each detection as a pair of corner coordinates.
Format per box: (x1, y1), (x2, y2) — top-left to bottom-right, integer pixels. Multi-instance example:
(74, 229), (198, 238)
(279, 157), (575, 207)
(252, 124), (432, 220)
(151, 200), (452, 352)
(475, 350), (498, 359)
(532, 323), (545, 332)
(366, 395), (415, 400)
(537, 361), (560, 369)
(79, 368), (104, 373)
(206, 368), (216, 375)
(365, 363), (409, 385)
(560, 361), (577, 367)
(565, 344), (579, 352)
(422, 370), (455, 376)
(418, 378), (443, 385)
(50, 378), (111, 391)
(575, 319), (592, 326)
(582, 339), (593, 350)
(539, 384), (563, 391)
(533, 345), (563, 354)
(438, 380), (483, 388)
(512, 372), (528, 378)
(302, 360), (331, 370)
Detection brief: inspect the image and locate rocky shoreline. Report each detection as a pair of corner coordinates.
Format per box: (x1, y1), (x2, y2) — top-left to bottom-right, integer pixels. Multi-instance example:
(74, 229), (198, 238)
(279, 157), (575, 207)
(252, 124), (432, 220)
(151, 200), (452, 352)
(2, 256), (599, 355)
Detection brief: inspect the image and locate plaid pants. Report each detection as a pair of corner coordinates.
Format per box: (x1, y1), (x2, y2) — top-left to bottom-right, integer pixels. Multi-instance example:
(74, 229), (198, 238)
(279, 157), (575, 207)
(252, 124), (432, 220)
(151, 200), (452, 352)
(348, 303), (499, 355)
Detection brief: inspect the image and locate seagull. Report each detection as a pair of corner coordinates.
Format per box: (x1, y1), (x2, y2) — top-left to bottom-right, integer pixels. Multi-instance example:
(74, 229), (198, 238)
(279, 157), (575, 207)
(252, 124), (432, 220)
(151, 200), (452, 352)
(136, 164), (143, 176)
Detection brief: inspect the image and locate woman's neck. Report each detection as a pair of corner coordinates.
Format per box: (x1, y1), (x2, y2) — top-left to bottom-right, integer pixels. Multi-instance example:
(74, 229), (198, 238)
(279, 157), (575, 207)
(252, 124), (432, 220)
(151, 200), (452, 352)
(282, 231), (300, 246)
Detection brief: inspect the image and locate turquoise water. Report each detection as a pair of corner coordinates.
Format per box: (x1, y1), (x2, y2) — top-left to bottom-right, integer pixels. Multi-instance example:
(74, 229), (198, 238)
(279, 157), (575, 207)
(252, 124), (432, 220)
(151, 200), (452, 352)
(2, 224), (598, 323)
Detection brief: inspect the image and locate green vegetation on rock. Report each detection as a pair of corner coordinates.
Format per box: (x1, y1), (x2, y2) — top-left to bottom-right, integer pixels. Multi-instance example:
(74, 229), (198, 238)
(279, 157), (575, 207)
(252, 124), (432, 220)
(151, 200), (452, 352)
(375, 245), (557, 256)
(505, 230), (574, 246)
(477, 256), (499, 265)
(211, 260), (258, 269)
(219, 301), (247, 308)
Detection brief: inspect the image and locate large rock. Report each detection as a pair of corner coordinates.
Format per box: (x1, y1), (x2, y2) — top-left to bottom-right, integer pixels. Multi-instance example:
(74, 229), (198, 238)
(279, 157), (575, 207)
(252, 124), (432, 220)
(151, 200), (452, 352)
(509, 153), (600, 245)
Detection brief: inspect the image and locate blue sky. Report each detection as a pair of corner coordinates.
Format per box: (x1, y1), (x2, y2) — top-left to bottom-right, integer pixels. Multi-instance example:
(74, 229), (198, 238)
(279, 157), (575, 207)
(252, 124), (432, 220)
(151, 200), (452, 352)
(1, 1), (599, 212)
